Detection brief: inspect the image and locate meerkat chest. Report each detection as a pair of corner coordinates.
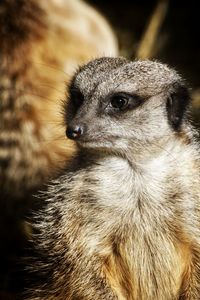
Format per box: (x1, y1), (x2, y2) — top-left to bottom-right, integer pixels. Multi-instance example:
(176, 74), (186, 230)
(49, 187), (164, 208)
(87, 157), (190, 300)
(92, 156), (167, 211)
(100, 227), (189, 300)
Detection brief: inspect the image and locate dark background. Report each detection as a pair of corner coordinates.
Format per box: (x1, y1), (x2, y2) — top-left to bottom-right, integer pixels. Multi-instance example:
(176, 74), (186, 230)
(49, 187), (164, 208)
(87, 0), (200, 126)
(88, 0), (200, 87)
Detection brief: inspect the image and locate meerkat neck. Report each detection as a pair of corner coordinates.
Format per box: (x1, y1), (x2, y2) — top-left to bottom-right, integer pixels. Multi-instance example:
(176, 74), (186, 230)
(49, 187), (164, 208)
(76, 126), (198, 183)
(81, 141), (196, 213)
(126, 131), (195, 169)
(77, 133), (189, 170)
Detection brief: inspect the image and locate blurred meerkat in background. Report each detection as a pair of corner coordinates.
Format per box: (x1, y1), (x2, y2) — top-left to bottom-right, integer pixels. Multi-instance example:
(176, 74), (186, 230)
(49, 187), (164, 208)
(0, 0), (118, 297)
(0, 0), (118, 202)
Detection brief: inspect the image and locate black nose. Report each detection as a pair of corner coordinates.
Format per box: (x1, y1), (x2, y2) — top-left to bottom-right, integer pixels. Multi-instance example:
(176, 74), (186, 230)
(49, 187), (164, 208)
(66, 125), (83, 140)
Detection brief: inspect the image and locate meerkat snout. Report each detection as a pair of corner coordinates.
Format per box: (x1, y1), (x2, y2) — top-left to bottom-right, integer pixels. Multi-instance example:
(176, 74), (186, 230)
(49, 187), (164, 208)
(66, 125), (84, 140)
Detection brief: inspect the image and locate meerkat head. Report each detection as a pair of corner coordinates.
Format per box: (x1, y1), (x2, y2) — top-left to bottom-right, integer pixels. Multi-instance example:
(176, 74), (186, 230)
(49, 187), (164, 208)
(65, 57), (190, 157)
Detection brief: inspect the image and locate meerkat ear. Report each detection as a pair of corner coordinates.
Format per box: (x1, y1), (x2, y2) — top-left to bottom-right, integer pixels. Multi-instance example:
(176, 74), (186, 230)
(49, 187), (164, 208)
(166, 84), (191, 131)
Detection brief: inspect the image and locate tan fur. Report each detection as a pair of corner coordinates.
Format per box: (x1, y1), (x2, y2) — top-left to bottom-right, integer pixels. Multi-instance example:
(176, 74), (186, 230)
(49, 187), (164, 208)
(0, 0), (118, 197)
(0, 2), (118, 298)
(25, 58), (200, 299)
(100, 231), (192, 299)
(101, 242), (136, 300)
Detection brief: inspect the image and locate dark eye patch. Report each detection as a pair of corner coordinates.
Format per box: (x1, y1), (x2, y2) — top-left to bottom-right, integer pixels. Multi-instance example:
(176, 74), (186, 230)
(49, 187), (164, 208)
(70, 87), (84, 108)
(105, 92), (144, 114)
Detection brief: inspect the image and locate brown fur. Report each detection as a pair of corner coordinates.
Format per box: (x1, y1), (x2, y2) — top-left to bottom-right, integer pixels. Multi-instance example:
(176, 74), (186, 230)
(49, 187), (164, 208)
(100, 230), (192, 299)
(25, 58), (200, 299)
(102, 241), (136, 299)
(0, 1), (117, 297)
(0, 0), (118, 197)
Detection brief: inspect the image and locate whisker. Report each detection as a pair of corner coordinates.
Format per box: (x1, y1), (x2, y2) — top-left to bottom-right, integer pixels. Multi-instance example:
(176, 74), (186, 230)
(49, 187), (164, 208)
(32, 83), (67, 95)
(36, 138), (67, 145)
(2, 53), (72, 78)
(0, 87), (66, 104)
(20, 91), (62, 103)
(36, 120), (63, 124)
(31, 61), (71, 78)
(150, 140), (180, 167)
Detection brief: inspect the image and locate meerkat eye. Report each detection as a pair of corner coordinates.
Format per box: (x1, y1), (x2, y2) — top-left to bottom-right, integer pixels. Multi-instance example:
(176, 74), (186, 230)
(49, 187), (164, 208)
(108, 93), (143, 113)
(110, 95), (129, 110)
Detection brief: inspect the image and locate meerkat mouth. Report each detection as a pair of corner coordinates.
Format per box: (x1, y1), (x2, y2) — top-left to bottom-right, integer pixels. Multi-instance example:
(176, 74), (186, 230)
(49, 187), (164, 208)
(77, 138), (114, 149)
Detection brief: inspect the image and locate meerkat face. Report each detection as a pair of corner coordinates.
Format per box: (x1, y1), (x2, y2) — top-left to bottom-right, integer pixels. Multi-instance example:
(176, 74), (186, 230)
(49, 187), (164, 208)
(65, 57), (190, 156)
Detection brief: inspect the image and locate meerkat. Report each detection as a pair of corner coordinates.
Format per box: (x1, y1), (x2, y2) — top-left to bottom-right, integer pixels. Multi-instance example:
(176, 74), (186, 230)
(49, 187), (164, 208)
(0, 1), (118, 297)
(0, 0), (118, 199)
(25, 57), (200, 300)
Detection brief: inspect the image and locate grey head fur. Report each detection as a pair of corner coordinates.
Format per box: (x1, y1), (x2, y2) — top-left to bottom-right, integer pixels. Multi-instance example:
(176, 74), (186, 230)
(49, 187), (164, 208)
(26, 57), (200, 300)
(66, 57), (190, 163)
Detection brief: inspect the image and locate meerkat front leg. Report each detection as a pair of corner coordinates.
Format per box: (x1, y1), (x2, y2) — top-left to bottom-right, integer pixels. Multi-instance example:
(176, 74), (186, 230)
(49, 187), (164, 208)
(179, 248), (200, 299)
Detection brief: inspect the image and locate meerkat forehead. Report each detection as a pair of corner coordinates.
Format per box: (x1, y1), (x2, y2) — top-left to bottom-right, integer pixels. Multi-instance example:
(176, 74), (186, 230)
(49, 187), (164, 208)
(73, 57), (183, 98)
